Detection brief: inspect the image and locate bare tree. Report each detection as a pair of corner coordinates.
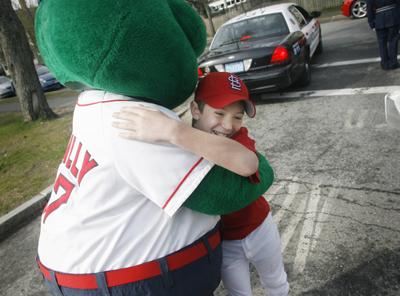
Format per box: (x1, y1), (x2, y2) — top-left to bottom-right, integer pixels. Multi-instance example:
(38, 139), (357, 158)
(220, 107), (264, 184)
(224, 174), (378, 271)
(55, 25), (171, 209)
(17, 0), (42, 64)
(0, 0), (57, 121)
(0, 46), (8, 75)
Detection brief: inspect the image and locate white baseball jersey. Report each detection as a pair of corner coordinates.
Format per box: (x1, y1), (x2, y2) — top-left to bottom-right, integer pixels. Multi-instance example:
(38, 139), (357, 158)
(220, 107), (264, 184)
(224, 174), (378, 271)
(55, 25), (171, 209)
(38, 90), (219, 274)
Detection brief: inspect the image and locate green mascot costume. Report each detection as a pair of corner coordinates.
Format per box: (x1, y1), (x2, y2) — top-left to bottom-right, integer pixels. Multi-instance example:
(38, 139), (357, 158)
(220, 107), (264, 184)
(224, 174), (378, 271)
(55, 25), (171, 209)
(35, 1), (274, 295)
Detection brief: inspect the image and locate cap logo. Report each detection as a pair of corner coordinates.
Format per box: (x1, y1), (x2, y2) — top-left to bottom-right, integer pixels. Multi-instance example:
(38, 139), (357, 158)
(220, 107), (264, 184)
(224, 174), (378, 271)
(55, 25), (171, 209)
(228, 74), (241, 91)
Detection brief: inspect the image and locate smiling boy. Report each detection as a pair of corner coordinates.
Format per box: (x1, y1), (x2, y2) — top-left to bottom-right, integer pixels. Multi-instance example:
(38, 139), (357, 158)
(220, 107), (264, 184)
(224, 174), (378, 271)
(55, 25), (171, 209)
(113, 72), (289, 295)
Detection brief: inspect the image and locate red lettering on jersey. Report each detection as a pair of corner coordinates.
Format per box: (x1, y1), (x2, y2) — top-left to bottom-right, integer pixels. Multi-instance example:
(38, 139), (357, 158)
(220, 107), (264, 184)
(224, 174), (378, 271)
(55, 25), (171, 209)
(70, 142), (82, 177)
(43, 137), (99, 222)
(78, 151), (98, 185)
(43, 174), (75, 223)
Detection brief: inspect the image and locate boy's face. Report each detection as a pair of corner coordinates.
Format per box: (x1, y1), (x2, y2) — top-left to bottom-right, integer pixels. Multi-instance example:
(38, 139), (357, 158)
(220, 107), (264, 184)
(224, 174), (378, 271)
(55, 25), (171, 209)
(191, 101), (245, 137)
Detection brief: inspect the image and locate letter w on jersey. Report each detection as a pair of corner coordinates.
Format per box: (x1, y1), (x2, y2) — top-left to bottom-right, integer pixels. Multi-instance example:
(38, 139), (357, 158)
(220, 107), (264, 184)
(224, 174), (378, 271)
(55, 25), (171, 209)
(42, 135), (98, 223)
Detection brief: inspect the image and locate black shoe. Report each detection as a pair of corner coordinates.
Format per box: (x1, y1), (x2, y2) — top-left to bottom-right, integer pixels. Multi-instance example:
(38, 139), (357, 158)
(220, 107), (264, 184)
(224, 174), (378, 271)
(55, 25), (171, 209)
(381, 63), (389, 70)
(389, 63), (399, 70)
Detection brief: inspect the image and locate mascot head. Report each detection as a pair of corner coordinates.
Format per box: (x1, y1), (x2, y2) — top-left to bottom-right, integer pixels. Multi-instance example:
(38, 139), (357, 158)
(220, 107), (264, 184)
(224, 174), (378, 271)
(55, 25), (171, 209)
(35, 0), (207, 109)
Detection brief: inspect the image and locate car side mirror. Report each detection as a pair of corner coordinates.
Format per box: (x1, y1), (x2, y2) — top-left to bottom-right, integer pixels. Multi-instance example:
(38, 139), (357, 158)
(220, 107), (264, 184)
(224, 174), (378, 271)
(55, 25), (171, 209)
(385, 93), (400, 129)
(310, 11), (321, 18)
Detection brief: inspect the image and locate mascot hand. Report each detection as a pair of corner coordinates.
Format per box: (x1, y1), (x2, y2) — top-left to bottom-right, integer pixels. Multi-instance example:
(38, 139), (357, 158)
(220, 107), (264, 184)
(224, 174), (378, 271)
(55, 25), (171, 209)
(184, 153), (274, 215)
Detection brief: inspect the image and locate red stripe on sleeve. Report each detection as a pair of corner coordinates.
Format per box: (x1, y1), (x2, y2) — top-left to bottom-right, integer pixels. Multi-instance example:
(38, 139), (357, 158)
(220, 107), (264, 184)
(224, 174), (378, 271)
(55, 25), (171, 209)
(162, 157), (204, 209)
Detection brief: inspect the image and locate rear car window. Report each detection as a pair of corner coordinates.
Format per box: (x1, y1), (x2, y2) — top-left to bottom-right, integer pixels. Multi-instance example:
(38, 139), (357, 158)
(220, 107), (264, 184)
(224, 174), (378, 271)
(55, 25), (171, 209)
(36, 66), (49, 76)
(211, 13), (289, 50)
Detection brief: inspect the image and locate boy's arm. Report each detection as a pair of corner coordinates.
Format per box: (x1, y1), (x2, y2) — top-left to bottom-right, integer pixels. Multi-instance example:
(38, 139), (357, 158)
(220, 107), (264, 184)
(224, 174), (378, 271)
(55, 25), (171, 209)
(113, 105), (274, 214)
(113, 106), (258, 176)
(170, 122), (258, 177)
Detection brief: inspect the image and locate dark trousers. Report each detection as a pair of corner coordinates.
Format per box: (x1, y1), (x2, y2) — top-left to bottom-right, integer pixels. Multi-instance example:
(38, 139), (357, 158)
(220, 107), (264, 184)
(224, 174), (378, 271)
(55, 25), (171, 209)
(376, 26), (399, 69)
(43, 229), (222, 296)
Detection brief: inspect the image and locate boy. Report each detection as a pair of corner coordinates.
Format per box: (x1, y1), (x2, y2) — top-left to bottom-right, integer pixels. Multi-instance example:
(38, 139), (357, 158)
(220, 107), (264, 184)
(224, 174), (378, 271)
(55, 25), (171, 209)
(113, 72), (289, 296)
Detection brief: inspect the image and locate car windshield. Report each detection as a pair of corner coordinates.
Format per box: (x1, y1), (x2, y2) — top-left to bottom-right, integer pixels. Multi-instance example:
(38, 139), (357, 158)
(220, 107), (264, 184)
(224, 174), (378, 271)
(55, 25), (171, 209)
(211, 13), (289, 50)
(0, 76), (9, 84)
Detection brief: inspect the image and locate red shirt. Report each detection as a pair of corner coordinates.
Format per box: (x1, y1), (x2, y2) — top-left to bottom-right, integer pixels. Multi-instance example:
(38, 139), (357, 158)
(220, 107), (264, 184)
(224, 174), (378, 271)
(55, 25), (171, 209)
(221, 127), (270, 240)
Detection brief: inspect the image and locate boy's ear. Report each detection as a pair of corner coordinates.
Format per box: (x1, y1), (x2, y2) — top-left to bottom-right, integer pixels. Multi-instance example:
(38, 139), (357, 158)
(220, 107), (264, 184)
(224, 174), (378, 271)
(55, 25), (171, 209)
(190, 101), (201, 120)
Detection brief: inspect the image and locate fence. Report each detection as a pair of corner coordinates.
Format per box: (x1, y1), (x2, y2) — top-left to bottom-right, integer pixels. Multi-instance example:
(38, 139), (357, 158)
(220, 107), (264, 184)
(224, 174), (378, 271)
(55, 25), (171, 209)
(203, 0), (343, 36)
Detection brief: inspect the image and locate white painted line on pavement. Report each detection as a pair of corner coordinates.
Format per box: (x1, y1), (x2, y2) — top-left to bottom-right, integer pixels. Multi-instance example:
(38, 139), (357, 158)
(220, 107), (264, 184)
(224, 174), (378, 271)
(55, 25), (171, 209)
(261, 86), (400, 100)
(313, 55), (400, 69)
(266, 182), (284, 203)
(311, 192), (333, 251)
(281, 195), (307, 252)
(273, 182), (298, 225)
(293, 184), (321, 274)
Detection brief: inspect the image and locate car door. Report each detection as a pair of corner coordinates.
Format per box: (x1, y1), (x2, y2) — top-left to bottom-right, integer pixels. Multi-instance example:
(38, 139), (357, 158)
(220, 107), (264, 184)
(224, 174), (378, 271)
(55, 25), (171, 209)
(288, 5), (320, 58)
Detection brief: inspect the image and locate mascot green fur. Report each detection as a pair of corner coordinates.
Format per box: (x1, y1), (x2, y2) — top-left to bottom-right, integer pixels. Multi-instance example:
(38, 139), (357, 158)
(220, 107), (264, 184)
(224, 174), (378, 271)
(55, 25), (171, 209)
(35, 1), (274, 295)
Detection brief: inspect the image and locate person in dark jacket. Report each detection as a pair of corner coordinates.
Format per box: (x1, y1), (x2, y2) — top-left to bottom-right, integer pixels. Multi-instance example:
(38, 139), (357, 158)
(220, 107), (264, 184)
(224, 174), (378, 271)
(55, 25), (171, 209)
(367, 0), (400, 70)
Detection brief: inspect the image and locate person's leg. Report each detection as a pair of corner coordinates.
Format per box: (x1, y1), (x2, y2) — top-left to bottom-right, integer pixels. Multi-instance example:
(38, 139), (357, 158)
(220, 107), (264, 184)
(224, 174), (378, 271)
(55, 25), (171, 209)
(246, 214), (289, 296)
(376, 29), (389, 69)
(387, 26), (399, 69)
(221, 239), (253, 296)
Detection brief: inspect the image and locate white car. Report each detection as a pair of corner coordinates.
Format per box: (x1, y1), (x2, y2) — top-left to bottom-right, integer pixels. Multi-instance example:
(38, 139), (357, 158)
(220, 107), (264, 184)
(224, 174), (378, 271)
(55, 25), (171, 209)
(199, 3), (322, 92)
(0, 76), (15, 99)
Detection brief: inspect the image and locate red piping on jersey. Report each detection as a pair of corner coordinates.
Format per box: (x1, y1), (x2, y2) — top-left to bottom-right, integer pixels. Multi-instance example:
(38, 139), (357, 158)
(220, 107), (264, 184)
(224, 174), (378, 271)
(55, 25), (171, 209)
(162, 157), (204, 209)
(76, 99), (131, 107)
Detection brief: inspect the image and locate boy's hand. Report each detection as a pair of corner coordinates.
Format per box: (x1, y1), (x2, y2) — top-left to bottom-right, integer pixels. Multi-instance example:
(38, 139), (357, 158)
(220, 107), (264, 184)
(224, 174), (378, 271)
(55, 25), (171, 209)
(112, 106), (181, 143)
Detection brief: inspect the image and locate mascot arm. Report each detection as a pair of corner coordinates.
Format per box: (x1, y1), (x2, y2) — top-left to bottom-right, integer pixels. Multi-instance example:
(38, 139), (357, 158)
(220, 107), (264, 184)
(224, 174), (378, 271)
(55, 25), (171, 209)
(184, 152), (274, 215)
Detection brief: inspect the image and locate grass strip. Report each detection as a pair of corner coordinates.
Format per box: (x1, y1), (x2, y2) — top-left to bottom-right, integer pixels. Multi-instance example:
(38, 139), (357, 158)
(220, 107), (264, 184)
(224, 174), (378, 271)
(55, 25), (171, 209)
(0, 110), (72, 216)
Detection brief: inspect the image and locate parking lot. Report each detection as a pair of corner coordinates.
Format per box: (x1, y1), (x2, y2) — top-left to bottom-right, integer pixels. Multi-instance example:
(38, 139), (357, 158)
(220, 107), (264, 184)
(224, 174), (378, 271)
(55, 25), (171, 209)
(236, 17), (400, 295)
(0, 17), (399, 296)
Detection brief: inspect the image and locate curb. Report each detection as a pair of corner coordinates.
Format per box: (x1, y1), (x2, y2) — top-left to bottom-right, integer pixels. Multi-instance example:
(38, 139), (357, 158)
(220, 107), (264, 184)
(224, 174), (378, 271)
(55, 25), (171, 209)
(0, 186), (52, 241)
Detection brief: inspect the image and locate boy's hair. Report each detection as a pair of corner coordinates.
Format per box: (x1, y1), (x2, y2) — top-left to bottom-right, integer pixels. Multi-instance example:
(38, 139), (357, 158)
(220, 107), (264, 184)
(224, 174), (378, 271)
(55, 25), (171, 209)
(195, 72), (256, 118)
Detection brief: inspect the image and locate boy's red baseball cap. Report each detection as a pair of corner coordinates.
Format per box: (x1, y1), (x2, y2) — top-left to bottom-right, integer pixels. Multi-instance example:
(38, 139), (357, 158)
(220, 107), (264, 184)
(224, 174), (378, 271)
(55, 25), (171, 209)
(195, 72), (256, 118)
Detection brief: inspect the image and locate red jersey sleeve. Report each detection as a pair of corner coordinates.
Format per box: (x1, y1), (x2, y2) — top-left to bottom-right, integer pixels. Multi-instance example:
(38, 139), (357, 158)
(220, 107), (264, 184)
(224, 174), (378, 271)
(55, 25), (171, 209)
(231, 127), (260, 183)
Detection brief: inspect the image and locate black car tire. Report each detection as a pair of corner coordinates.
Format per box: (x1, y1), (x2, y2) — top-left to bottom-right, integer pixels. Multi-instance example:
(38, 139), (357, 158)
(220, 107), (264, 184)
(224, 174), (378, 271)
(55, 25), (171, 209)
(297, 58), (311, 87)
(351, 0), (367, 19)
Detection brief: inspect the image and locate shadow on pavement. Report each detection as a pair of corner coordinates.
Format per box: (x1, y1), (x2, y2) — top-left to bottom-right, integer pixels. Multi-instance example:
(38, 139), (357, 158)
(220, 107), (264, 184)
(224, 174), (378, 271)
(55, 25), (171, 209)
(302, 248), (400, 296)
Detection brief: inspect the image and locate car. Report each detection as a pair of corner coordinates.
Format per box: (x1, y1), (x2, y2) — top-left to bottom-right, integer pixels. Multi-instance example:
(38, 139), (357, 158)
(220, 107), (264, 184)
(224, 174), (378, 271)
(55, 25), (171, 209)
(0, 76), (15, 99)
(198, 3), (322, 93)
(36, 65), (63, 92)
(341, 0), (367, 19)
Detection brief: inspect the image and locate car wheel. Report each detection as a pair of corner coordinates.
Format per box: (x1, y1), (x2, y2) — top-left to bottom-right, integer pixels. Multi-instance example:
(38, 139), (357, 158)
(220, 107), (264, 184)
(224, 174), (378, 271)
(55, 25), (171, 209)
(351, 0), (367, 19)
(297, 58), (311, 87)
